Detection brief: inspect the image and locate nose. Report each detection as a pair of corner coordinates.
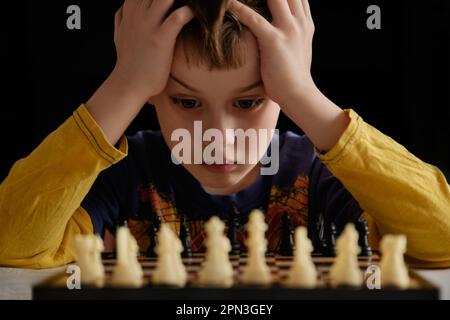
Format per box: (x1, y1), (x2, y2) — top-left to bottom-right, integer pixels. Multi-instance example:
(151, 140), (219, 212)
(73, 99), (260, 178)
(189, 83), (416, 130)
(201, 110), (239, 163)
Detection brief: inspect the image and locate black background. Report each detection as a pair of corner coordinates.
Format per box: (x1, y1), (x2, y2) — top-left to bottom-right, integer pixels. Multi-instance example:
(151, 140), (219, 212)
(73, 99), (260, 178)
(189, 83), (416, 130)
(1, 0), (449, 181)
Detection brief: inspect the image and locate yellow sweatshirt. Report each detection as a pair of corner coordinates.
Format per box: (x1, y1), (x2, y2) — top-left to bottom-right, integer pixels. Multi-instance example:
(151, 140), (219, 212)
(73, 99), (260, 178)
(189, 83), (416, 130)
(0, 104), (449, 268)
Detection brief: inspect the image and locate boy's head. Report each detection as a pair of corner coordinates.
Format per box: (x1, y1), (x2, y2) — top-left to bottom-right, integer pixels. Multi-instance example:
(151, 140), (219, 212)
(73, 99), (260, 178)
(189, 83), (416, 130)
(148, 0), (280, 195)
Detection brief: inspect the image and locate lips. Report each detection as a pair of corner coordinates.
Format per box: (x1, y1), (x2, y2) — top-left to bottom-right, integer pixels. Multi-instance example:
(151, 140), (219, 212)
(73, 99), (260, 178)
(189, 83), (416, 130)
(202, 163), (238, 173)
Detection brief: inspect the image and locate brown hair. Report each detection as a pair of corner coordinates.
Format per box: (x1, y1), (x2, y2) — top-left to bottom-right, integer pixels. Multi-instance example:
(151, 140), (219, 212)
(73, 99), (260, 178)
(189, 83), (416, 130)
(170, 0), (271, 70)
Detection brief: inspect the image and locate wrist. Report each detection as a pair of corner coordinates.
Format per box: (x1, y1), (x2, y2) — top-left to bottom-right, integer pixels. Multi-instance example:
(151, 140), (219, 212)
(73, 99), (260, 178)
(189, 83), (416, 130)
(279, 77), (318, 108)
(109, 67), (155, 102)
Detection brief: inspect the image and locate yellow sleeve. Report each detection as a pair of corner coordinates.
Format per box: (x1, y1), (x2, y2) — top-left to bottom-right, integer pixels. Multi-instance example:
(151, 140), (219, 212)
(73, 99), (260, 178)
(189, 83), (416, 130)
(318, 109), (450, 268)
(0, 104), (128, 268)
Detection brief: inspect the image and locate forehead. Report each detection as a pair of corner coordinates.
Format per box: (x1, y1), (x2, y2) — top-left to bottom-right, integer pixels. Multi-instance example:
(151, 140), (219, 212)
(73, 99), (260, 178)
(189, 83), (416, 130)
(170, 30), (261, 93)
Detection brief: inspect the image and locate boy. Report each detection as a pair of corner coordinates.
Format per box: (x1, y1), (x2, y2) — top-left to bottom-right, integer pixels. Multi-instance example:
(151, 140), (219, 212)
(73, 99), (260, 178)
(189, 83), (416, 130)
(0, 0), (449, 269)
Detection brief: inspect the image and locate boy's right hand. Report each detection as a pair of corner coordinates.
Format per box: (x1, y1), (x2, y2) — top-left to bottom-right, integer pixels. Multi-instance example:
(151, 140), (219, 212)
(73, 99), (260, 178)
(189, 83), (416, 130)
(113, 0), (194, 99)
(86, 0), (194, 145)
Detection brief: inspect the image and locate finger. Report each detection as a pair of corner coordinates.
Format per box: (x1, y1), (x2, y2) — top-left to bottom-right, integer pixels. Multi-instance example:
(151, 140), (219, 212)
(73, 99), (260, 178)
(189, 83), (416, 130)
(228, 0), (274, 40)
(148, 0), (176, 25)
(301, 0), (312, 19)
(287, 0), (304, 17)
(267, 0), (295, 26)
(114, 6), (123, 30)
(123, 0), (141, 12)
(160, 5), (195, 39)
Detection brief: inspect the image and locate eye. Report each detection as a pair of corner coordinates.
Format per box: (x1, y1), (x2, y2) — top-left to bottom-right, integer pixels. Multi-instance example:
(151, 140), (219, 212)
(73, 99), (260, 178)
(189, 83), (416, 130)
(170, 97), (201, 109)
(233, 98), (265, 110)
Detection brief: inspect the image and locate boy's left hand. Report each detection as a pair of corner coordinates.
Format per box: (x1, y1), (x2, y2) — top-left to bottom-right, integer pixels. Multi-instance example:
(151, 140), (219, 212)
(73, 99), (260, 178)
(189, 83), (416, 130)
(228, 0), (316, 106)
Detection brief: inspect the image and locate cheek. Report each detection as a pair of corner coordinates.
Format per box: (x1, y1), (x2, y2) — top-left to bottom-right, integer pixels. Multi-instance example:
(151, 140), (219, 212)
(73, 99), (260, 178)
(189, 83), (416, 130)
(152, 95), (192, 149)
(244, 101), (280, 130)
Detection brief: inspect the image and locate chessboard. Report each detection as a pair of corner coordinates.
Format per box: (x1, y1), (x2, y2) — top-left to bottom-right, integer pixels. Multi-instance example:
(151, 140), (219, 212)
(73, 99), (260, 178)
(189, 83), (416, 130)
(33, 252), (439, 300)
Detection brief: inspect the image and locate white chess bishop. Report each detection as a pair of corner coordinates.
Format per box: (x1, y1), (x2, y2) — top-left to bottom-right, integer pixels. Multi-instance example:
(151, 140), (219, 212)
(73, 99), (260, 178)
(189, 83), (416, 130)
(380, 234), (410, 289)
(74, 234), (105, 287)
(197, 216), (234, 288)
(110, 226), (144, 288)
(329, 223), (363, 287)
(152, 224), (187, 287)
(285, 227), (317, 288)
(240, 209), (272, 286)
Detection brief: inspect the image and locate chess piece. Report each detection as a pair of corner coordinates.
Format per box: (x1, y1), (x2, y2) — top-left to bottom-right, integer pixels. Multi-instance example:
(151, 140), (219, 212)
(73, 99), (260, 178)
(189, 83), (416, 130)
(179, 212), (192, 258)
(285, 227), (317, 288)
(111, 227), (144, 287)
(380, 234), (410, 289)
(322, 222), (337, 257)
(146, 212), (160, 258)
(117, 220), (128, 228)
(329, 223), (363, 287)
(152, 224), (187, 287)
(356, 218), (372, 257)
(240, 209), (271, 286)
(74, 234), (105, 287)
(197, 216), (234, 287)
(227, 204), (241, 255)
(278, 212), (295, 256)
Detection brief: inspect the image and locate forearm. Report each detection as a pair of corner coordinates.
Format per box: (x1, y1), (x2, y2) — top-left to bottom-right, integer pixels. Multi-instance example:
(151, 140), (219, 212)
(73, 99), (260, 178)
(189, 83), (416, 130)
(281, 82), (350, 152)
(86, 68), (149, 146)
(319, 110), (450, 264)
(0, 106), (127, 266)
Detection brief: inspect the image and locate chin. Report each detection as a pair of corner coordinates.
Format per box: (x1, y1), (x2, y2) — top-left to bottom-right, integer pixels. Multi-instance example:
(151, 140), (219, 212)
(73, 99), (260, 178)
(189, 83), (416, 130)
(185, 164), (254, 194)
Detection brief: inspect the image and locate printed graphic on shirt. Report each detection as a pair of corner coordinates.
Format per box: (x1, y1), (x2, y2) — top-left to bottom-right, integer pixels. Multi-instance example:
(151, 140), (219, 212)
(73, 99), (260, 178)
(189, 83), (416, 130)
(128, 175), (310, 253)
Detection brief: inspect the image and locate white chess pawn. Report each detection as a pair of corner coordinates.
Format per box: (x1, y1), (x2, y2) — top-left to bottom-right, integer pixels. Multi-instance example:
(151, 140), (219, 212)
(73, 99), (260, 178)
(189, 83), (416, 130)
(380, 234), (410, 289)
(329, 223), (363, 287)
(152, 224), (187, 287)
(197, 216), (234, 288)
(285, 227), (317, 288)
(111, 227), (144, 288)
(74, 234), (105, 287)
(240, 209), (272, 286)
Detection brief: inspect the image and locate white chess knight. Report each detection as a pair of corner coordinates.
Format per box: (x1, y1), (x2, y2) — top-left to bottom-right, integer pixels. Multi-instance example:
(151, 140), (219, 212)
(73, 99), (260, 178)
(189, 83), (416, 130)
(197, 216), (234, 288)
(380, 234), (410, 289)
(74, 234), (105, 287)
(285, 227), (317, 288)
(110, 226), (144, 288)
(329, 223), (363, 287)
(152, 224), (187, 287)
(240, 209), (272, 285)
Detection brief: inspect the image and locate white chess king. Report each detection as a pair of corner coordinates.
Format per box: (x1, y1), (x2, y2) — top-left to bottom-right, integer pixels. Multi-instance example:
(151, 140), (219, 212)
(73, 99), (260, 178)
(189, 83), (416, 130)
(240, 209), (272, 285)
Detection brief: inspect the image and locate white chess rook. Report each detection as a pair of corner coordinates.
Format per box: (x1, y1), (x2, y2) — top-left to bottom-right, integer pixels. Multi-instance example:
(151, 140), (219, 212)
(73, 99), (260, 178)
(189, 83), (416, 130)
(380, 234), (410, 289)
(197, 216), (234, 287)
(74, 234), (105, 288)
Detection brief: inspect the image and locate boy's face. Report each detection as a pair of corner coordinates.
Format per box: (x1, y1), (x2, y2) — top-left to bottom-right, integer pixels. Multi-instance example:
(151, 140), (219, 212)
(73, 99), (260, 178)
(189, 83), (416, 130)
(149, 30), (281, 195)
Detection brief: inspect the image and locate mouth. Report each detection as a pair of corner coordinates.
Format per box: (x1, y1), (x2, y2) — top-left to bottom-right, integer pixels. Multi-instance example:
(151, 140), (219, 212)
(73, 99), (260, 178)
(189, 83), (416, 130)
(202, 162), (238, 173)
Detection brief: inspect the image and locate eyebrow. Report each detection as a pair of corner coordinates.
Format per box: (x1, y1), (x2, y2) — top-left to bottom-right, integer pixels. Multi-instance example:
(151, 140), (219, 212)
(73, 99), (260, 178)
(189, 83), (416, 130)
(169, 73), (263, 94)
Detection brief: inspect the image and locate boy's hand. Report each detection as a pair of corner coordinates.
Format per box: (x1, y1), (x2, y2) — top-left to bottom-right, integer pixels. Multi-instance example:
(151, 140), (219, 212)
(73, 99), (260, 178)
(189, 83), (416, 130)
(113, 0), (194, 99)
(228, 0), (315, 106)
(86, 0), (194, 145)
(229, 0), (350, 152)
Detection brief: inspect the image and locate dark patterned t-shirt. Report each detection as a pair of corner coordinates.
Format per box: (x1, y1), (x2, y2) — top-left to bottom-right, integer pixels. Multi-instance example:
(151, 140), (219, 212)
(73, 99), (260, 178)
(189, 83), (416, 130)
(81, 130), (363, 253)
